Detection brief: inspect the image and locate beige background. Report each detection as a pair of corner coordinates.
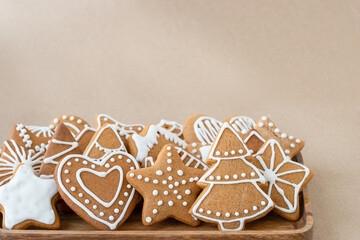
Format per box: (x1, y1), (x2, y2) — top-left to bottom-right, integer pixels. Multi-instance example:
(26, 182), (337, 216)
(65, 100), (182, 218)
(0, 0), (359, 239)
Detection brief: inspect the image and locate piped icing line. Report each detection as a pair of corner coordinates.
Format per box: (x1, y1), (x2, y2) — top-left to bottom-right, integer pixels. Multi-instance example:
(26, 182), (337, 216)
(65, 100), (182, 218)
(27, 126), (55, 138)
(43, 139), (79, 165)
(193, 116), (222, 145)
(75, 126), (96, 142)
(244, 130), (266, 144)
(0, 164), (58, 229)
(56, 152), (139, 230)
(131, 125), (187, 162)
(157, 120), (183, 137)
(228, 116), (256, 135)
(254, 139), (310, 213)
(0, 140), (45, 185)
(175, 147), (209, 170)
(95, 114), (144, 138)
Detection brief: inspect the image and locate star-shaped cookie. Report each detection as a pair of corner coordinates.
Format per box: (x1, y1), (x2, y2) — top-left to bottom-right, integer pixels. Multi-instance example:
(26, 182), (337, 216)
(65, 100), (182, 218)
(253, 139), (313, 220)
(126, 144), (204, 226)
(0, 164), (59, 229)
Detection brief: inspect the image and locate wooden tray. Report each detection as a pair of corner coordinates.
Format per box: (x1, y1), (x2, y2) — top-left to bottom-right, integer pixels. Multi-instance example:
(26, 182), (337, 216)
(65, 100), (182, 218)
(0, 154), (313, 239)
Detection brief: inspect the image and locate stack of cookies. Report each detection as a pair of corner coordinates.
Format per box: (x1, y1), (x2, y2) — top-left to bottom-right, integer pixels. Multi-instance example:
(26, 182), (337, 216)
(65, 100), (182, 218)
(0, 114), (313, 231)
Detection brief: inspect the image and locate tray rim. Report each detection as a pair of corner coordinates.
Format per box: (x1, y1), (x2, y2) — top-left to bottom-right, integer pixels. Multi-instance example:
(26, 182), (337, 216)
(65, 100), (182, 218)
(0, 153), (314, 239)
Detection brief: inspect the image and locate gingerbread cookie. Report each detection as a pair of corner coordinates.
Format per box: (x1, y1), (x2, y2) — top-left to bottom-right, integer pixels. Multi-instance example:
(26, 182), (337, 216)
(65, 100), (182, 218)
(0, 164), (59, 229)
(243, 129), (265, 153)
(0, 139), (46, 186)
(225, 115), (256, 138)
(183, 114), (222, 161)
(253, 139), (313, 220)
(126, 144), (204, 226)
(190, 122), (273, 231)
(55, 152), (139, 230)
(39, 123), (82, 179)
(127, 124), (187, 166)
(254, 116), (305, 158)
(83, 124), (127, 159)
(10, 124), (51, 151)
(157, 119), (183, 138)
(50, 115), (95, 153)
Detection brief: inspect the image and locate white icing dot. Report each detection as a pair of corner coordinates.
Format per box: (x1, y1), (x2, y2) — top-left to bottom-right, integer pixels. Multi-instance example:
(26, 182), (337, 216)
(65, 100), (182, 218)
(130, 167), (134, 170)
(124, 192), (129, 197)
(251, 172), (255, 177)
(224, 175), (229, 180)
(118, 155), (123, 159)
(75, 158), (79, 162)
(65, 179), (70, 183)
(207, 210), (212, 214)
(127, 184), (131, 189)
(296, 139), (301, 143)
(290, 143), (295, 148)
(153, 179), (159, 184)
(216, 212), (221, 217)
(110, 158), (115, 162)
(91, 164), (95, 169)
(137, 175), (143, 180)
(209, 176), (214, 180)
(153, 209), (158, 214)
(129, 173), (135, 178)
(253, 206), (257, 210)
(181, 180), (186, 184)
(71, 187), (76, 191)
(225, 212), (230, 217)
(104, 117), (108, 121)
(185, 189), (191, 195)
(199, 208), (204, 213)
(114, 208), (119, 213)
(162, 180), (167, 184)
(152, 190), (158, 196)
(167, 146), (171, 151)
(262, 116), (267, 121)
(93, 205), (97, 209)
(168, 201), (174, 206)
(289, 135), (294, 140)
(261, 201), (266, 205)
(85, 199), (89, 204)
(231, 150), (235, 155)
(167, 167), (172, 172)
(224, 151), (229, 156)
(99, 212), (104, 216)
(70, 116), (75, 121)
(216, 151), (220, 156)
(146, 217), (152, 223)
(83, 161), (88, 165)
(109, 216), (114, 221)
(126, 159), (131, 163)
(62, 115), (67, 120)
(167, 152), (172, 157)
(174, 181), (179, 187)
(244, 209), (249, 214)
(79, 193), (83, 197)
(168, 176), (173, 181)
(238, 149), (243, 154)
(235, 212), (239, 216)
(138, 127), (142, 131)
(64, 169), (69, 174)
(163, 190), (169, 195)
(281, 133), (287, 138)
(144, 177), (150, 182)
(183, 201), (188, 206)
(189, 178), (194, 182)
(54, 118), (59, 124)
(119, 200), (124, 205)
(216, 176), (221, 180)
(173, 190), (178, 194)
(192, 149), (197, 154)
(67, 162), (72, 166)
(233, 174), (238, 179)
(168, 184), (174, 189)
(274, 128), (280, 133)
(268, 122), (274, 127)
(258, 122), (264, 127)
(285, 149), (290, 154)
(192, 143), (197, 147)
(77, 119), (82, 124)
(241, 173), (246, 177)
(105, 163), (110, 168)
(156, 170), (163, 176)
(177, 170), (183, 176)
(177, 195), (182, 199)
(158, 200), (163, 206)
(167, 159), (172, 164)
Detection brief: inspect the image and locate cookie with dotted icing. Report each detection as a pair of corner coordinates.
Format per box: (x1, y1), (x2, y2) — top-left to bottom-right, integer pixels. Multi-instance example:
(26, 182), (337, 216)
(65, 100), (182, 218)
(126, 144), (204, 226)
(10, 124), (51, 151)
(0, 139), (46, 186)
(127, 124), (187, 166)
(254, 116), (305, 158)
(224, 115), (256, 138)
(0, 164), (60, 229)
(95, 114), (144, 149)
(83, 124), (127, 160)
(253, 139), (313, 220)
(157, 119), (183, 138)
(190, 122), (273, 231)
(55, 152), (139, 230)
(39, 123), (82, 179)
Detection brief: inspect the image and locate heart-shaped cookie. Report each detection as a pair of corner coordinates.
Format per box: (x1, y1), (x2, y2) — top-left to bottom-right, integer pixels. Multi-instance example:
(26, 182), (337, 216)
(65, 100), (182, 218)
(55, 152), (139, 230)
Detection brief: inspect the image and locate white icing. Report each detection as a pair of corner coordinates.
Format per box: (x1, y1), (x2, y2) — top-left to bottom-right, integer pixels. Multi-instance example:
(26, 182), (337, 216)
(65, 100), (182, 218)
(131, 125), (187, 162)
(43, 139), (79, 166)
(175, 147), (209, 170)
(157, 120), (183, 137)
(27, 126), (54, 138)
(0, 165), (58, 229)
(95, 114), (144, 136)
(199, 145), (212, 162)
(193, 116), (222, 145)
(244, 130), (266, 145)
(254, 139), (310, 213)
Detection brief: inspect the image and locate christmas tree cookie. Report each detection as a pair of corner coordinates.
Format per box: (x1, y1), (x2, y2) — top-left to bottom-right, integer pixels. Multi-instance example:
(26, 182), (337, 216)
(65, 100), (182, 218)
(190, 122), (273, 231)
(253, 139), (313, 220)
(126, 144), (204, 226)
